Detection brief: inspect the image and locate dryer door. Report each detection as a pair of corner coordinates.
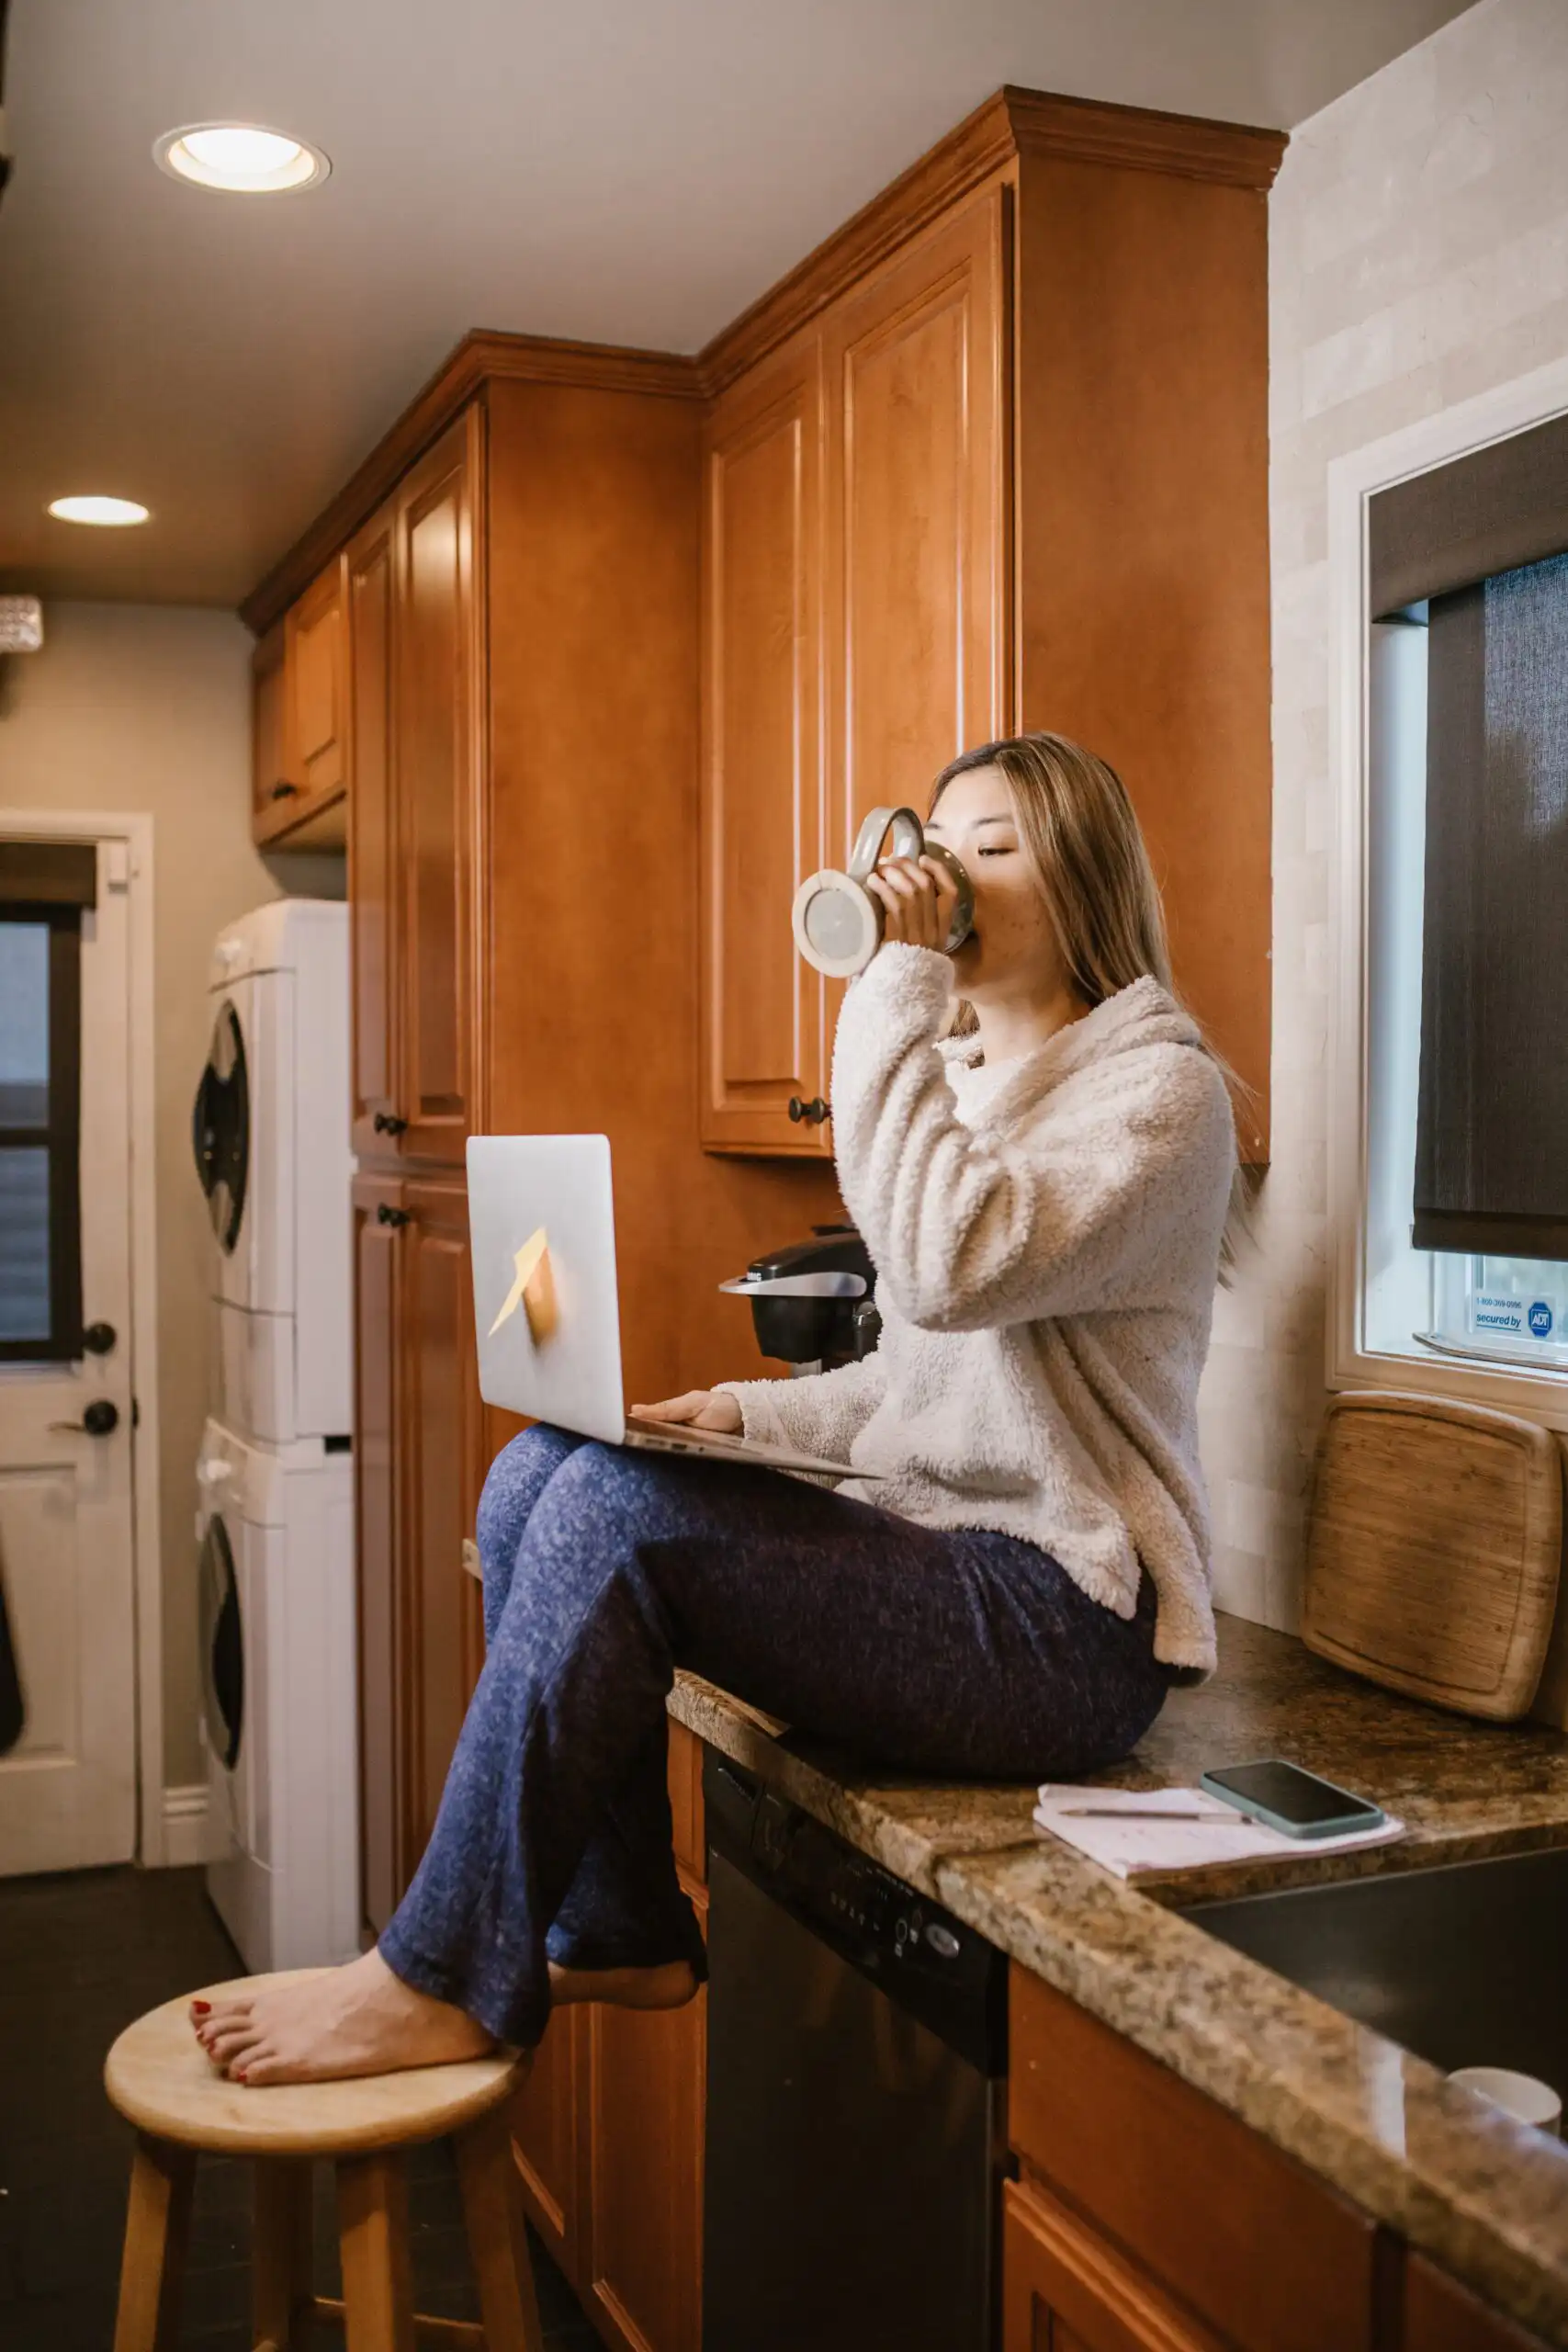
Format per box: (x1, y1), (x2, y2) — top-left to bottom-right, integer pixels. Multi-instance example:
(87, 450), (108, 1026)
(192, 1000), (250, 1257)
(198, 1512), (243, 1771)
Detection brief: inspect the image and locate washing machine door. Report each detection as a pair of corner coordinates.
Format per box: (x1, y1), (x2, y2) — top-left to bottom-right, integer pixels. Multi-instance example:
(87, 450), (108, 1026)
(198, 1512), (243, 1771)
(193, 1001), (249, 1254)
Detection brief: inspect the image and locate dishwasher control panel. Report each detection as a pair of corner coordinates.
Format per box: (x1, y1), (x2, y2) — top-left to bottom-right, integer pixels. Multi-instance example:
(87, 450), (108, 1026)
(705, 1751), (1007, 2073)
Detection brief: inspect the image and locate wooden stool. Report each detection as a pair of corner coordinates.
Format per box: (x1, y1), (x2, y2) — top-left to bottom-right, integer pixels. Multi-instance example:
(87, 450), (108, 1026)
(103, 1969), (544, 2352)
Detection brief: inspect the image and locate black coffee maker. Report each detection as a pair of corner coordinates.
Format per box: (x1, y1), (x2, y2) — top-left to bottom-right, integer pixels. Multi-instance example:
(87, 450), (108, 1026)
(722, 1226), (878, 1372)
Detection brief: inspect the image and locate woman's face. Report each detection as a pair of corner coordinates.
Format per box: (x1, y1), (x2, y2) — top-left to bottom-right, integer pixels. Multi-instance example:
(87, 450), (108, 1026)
(925, 765), (1069, 1006)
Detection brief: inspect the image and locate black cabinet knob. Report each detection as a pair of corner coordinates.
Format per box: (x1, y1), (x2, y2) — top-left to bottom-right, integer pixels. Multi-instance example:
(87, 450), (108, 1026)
(788, 1096), (831, 1125)
(373, 1112), (409, 1136)
(82, 1321), (118, 1356)
(269, 780), (299, 800)
(377, 1204), (411, 1228)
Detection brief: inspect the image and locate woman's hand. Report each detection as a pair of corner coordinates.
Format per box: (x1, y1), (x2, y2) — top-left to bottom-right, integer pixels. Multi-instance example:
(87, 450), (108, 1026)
(631, 1389), (743, 1434)
(864, 854), (958, 952)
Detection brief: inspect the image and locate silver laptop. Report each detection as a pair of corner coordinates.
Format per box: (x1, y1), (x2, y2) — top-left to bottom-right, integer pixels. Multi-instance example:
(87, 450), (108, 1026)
(466, 1135), (862, 1478)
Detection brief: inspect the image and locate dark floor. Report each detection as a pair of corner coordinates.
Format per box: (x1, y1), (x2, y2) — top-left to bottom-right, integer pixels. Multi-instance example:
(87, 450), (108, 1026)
(0, 1866), (598, 2349)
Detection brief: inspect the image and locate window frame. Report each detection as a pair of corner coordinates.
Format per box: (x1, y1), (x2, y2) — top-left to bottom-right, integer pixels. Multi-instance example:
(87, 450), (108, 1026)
(0, 902), (85, 1363)
(1326, 352), (1568, 1431)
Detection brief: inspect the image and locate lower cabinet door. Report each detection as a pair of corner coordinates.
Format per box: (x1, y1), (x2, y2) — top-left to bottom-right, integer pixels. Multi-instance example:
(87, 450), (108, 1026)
(586, 1876), (708, 2352)
(1403, 2254), (1548, 2352)
(352, 1171), (403, 1940)
(1004, 2178), (1224, 2352)
(400, 1176), (486, 1872)
(511, 2007), (587, 2283)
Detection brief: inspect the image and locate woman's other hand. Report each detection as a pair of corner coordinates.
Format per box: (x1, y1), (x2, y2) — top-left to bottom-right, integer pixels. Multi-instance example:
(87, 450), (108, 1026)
(864, 854), (957, 951)
(631, 1389), (744, 1434)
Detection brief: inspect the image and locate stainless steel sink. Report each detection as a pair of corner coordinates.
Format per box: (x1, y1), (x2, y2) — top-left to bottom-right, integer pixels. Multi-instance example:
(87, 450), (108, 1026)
(1190, 1846), (1568, 2090)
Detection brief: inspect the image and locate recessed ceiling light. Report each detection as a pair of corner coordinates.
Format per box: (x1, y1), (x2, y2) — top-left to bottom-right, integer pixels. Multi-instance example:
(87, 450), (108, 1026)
(48, 495), (151, 527)
(153, 121), (331, 195)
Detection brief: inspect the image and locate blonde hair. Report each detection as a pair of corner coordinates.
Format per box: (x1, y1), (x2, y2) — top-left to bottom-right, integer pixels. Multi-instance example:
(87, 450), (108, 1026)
(930, 731), (1255, 1271)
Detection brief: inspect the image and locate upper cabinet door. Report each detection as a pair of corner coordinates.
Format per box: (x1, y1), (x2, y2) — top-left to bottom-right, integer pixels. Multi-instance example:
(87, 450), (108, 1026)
(347, 503), (399, 1159)
(252, 617), (292, 831)
(396, 408), (483, 1164)
(288, 554), (348, 807)
(700, 333), (829, 1155)
(823, 186), (1009, 865)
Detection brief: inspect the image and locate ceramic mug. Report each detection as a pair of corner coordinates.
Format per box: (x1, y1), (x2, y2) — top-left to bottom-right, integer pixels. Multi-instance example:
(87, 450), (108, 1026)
(1447, 2064), (1562, 2135)
(791, 806), (975, 978)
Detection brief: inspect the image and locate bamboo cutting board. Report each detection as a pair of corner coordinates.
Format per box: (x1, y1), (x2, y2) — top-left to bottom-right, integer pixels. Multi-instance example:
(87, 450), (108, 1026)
(1303, 1391), (1563, 1721)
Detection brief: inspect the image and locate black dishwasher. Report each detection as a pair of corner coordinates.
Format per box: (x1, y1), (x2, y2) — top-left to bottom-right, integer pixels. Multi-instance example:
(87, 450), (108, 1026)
(703, 1753), (1008, 2351)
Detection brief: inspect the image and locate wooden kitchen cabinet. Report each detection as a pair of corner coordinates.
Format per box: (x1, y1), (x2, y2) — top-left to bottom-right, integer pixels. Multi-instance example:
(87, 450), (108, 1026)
(253, 557), (351, 848)
(700, 331), (829, 1155)
(586, 1884), (708, 2352)
(350, 1166), (484, 1933)
(820, 183), (1008, 863)
(698, 95), (1281, 1160)
(1009, 1966), (1377, 2352)
(346, 499), (398, 1159)
(1402, 2255), (1550, 2352)
(394, 412), (481, 1165)
(1004, 2177), (1225, 2352)
(251, 617), (290, 830)
(351, 1168), (402, 1942)
(510, 1719), (708, 2352)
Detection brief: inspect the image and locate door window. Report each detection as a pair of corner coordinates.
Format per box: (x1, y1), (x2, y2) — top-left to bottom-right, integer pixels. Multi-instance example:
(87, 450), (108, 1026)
(0, 907), (84, 1361)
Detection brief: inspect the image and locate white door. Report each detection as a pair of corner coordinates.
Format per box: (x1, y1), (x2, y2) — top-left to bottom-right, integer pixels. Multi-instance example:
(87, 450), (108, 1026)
(0, 835), (137, 1873)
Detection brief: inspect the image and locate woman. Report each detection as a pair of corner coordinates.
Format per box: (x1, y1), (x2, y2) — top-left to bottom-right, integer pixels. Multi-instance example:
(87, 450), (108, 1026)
(192, 732), (1236, 2086)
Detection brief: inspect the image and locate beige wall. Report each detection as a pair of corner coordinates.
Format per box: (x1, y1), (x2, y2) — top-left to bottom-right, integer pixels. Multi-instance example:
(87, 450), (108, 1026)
(1198, 0), (1568, 1632)
(0, 599), (344, 1787)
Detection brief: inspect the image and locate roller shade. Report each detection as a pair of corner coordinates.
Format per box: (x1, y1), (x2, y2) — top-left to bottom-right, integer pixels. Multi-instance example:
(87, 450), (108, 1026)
(1413, 552), (1568, 1260)
(0, 842), (96, 909)
(1370, 408), (1568, 618)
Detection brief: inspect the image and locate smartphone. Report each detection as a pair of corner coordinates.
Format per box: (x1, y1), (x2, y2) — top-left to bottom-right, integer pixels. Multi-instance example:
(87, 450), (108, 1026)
(1198, 1758), (1386, 1839)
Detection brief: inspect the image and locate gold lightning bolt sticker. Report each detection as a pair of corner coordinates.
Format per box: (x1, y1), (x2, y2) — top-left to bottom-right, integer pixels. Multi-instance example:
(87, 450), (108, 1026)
(489, 1226), (558, 1343)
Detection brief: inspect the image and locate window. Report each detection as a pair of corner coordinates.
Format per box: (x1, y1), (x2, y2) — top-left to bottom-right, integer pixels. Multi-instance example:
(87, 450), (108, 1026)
(0, 842), (95, 1362)
(1346, 386), (1568, 1397)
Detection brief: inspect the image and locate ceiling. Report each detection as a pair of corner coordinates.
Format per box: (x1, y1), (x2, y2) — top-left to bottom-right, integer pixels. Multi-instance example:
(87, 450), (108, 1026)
(0, 0), (1477, 612)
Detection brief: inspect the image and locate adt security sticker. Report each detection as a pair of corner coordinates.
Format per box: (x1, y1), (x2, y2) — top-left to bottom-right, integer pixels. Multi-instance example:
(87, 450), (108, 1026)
(1528, 1300), (1555, 1340)
(1472, 1293), (1527, 1333)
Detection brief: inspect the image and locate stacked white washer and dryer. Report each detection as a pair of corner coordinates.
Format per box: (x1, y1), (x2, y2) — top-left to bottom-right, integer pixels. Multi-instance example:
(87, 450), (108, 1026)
(192, 899), (360, 1972)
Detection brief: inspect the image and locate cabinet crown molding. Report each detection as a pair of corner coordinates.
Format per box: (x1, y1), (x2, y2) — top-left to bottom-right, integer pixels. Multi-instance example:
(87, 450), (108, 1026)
(239, 85), (1285, 635)
(696, 84), (1286, 394)
(239, 328), (703, 635)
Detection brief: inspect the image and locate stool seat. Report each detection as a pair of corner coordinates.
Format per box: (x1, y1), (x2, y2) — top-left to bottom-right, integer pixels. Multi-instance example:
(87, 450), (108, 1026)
(105, 1969), (524, 2158)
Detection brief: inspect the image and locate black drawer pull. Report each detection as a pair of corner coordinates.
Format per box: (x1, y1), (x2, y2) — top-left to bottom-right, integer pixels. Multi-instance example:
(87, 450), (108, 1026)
(373, 1112), (408, 1136)
(788, 1096), (830, 1125)
(377, 1204), (411, 1228)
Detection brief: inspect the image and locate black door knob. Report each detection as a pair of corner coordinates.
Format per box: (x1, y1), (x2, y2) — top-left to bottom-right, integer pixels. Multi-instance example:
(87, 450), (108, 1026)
(788, 1096), (831, 1125)
(82, 1322), (118, 1356)
(50, 1399), (119, 1437)
(377, 1204), (411, 1228)
(373, 1112), (408, 1136)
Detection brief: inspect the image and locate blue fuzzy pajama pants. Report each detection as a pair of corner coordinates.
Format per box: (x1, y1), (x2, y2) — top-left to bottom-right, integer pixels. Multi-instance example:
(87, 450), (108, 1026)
(378, 1423), (1171, 2046)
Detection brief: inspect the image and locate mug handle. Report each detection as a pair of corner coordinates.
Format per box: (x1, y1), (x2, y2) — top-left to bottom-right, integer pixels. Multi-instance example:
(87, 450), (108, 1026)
(846, 805), (925, 882)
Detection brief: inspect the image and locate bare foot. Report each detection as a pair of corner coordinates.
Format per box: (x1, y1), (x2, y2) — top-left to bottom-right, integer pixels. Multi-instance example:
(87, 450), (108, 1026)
(548, 1959), (697, 2012)
(188, 1951), (495, 2086)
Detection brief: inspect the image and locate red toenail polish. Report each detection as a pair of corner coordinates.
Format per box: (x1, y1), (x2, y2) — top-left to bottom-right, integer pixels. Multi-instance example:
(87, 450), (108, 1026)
(232, 2068), (247, 2082)
(193, 2001), (211, 2015)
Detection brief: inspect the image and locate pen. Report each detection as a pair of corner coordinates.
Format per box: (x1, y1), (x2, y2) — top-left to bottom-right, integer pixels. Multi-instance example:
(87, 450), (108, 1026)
(1054, 1805), (1243, 1821)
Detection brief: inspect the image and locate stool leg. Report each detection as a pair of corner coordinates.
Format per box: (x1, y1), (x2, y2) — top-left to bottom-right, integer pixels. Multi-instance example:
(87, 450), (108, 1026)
(112, 2133), (195, 2352)
(454, 2109), (546, 2352)
(253, 2157), (313, 2349)
(336, 2150), (415, 2352)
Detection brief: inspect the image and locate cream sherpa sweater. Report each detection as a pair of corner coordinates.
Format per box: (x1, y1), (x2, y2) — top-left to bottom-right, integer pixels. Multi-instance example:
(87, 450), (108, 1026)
(718, 945), (1235, 1673)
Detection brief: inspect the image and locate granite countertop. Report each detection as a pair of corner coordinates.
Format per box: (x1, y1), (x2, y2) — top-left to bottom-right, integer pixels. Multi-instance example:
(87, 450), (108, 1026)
(669, 1612), (1568, 2346)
